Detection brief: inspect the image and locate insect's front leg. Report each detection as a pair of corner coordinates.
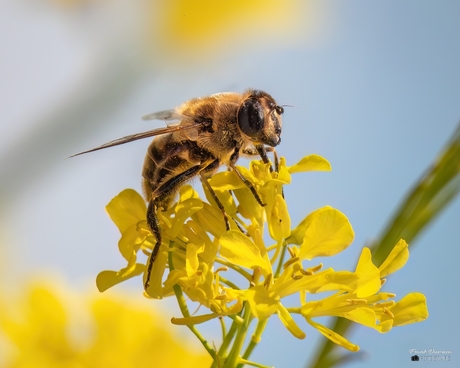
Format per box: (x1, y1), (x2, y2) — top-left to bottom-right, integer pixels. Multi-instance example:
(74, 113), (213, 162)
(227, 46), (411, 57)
(242, 144), (279, 173)
(252, 145), (283, 197)
(229, 147), (266, 207)
(200, 158), (231, 231)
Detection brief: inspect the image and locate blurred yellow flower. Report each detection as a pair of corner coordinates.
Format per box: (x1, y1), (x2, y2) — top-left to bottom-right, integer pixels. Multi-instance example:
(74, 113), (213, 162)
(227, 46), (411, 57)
(152, 0), (307, 58)
(0, 282), (211, 368)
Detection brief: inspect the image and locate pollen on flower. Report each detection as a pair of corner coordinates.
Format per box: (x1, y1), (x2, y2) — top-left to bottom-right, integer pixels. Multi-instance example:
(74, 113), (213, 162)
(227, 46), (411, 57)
(305, 263), (323, 274)
(383, 307), (395, 318)
(251, 267), (262, 286)
(346, 298), (368, 305)
(374, 301), (396, 308)
(287, 246), (296, 258)
(283, 256), (300, 268)
(263, 273), (273, 289)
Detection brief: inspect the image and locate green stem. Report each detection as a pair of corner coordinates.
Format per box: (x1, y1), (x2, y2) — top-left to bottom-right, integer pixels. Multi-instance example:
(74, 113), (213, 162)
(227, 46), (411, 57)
(168, 241), (217, 362)
(274, 240), (288, 278)
(173, 284), (217, 360)
(218, 275), (241, 290)
(220, 316), (227, 347)
(225, 303), (252, 368)
(237, 358), (272, 368)
(211, 314), (241, 368)
(241, 317), (268, 361)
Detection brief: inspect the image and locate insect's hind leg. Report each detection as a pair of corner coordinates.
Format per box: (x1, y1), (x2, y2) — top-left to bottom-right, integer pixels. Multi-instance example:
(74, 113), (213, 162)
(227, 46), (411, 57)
(143, 162), (209, 290)
(145, 200), (162, 290)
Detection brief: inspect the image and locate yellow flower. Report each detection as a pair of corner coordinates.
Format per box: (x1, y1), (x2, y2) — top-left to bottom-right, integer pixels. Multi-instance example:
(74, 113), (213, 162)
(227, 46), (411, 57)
(0, 282), (211, 368)
(224, 205), (357, 341)
(151, 0), (306, 60)
(96, 189), (149, 292)
(98, 154), (428, 360)
(298, 241), (428, 351)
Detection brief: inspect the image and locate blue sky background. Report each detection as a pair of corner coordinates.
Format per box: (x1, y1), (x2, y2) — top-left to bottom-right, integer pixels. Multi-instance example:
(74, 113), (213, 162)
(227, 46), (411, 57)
(1, 1), (459, 367)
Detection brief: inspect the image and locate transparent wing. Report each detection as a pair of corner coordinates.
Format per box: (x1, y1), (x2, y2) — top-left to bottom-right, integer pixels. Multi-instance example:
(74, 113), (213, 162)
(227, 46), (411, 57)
(142, 109), (184, 121)
(69, 122), (202, 158)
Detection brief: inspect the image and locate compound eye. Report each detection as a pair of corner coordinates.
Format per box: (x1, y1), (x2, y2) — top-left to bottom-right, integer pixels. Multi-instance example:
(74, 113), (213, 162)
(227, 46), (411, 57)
(275, 105), (284, 115)
(237, 99), (264, 139)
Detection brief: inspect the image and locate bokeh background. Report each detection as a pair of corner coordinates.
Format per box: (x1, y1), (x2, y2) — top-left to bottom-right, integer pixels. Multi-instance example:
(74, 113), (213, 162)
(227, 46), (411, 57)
(1, 1), (459, 367)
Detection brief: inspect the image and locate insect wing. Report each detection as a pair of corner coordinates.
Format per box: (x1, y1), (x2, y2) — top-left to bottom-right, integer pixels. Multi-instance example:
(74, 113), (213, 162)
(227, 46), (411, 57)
(142, 109), (184, 122)
(70, 122), (203, 157)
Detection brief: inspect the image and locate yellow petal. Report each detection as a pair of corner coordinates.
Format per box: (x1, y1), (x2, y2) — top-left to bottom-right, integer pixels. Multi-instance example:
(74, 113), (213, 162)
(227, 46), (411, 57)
(191, 202), (227, 238)
(96, 264), (145, 292)
(208, 171), (246, 190)
(355, 247), (381, 298)
(387, 293), (429, 326)
(278, 165), (292, 184)
(234, 188), (264, 225)
(315, 271), (360, 293)
(171, 313), (219, 325)
(118, 224), (146, 261)
(342, 308), (377, 329)
(203, 182), (238, 216)
(274, 268), (357, 298)
(300, 301), (321, 316)
(288, 154), (332, 174)
(378, 239), (409, 277)
(244, 286), (279, 320)
(219, 230), (271, 274)
(183, 220), (218, 264)
(277, 303), (306, 339)
(297, 207), (355, 260)
(170, 198), (203, 237)
(268, 194), (291, 241)
(144, 248), (168, 299)
(306, 318), (360, 352)
(178, 184), (200, 200)
(105, 189), (146, 233)
(185, 243), (204, 275)
(250, 160), (272, 182)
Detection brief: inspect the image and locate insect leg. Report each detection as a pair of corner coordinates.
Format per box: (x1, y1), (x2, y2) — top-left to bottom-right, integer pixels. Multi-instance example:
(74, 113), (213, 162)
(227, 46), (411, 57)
(145, 200), (161, 290)
(200, 165), (230, 230)
(254, 144), (272, 171)
(272, 148), (280, 173)
(242, 144), (277, 173)
(144, 162), (209, 290)
(229, 164), (266, 207)
(258, 146), (283, 197)
(229, 147), (266, 206)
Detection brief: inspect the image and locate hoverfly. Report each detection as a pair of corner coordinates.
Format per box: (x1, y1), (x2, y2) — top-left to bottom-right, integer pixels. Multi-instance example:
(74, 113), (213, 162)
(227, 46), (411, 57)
(71, 89), (284, 290)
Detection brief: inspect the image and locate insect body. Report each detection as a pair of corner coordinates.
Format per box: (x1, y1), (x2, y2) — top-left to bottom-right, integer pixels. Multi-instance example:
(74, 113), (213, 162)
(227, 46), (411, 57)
(72, 89), (284, 290)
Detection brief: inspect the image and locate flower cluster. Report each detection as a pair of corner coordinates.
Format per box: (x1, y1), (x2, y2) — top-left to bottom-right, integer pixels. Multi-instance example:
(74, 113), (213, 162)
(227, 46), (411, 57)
(96, 154), (428, 359)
